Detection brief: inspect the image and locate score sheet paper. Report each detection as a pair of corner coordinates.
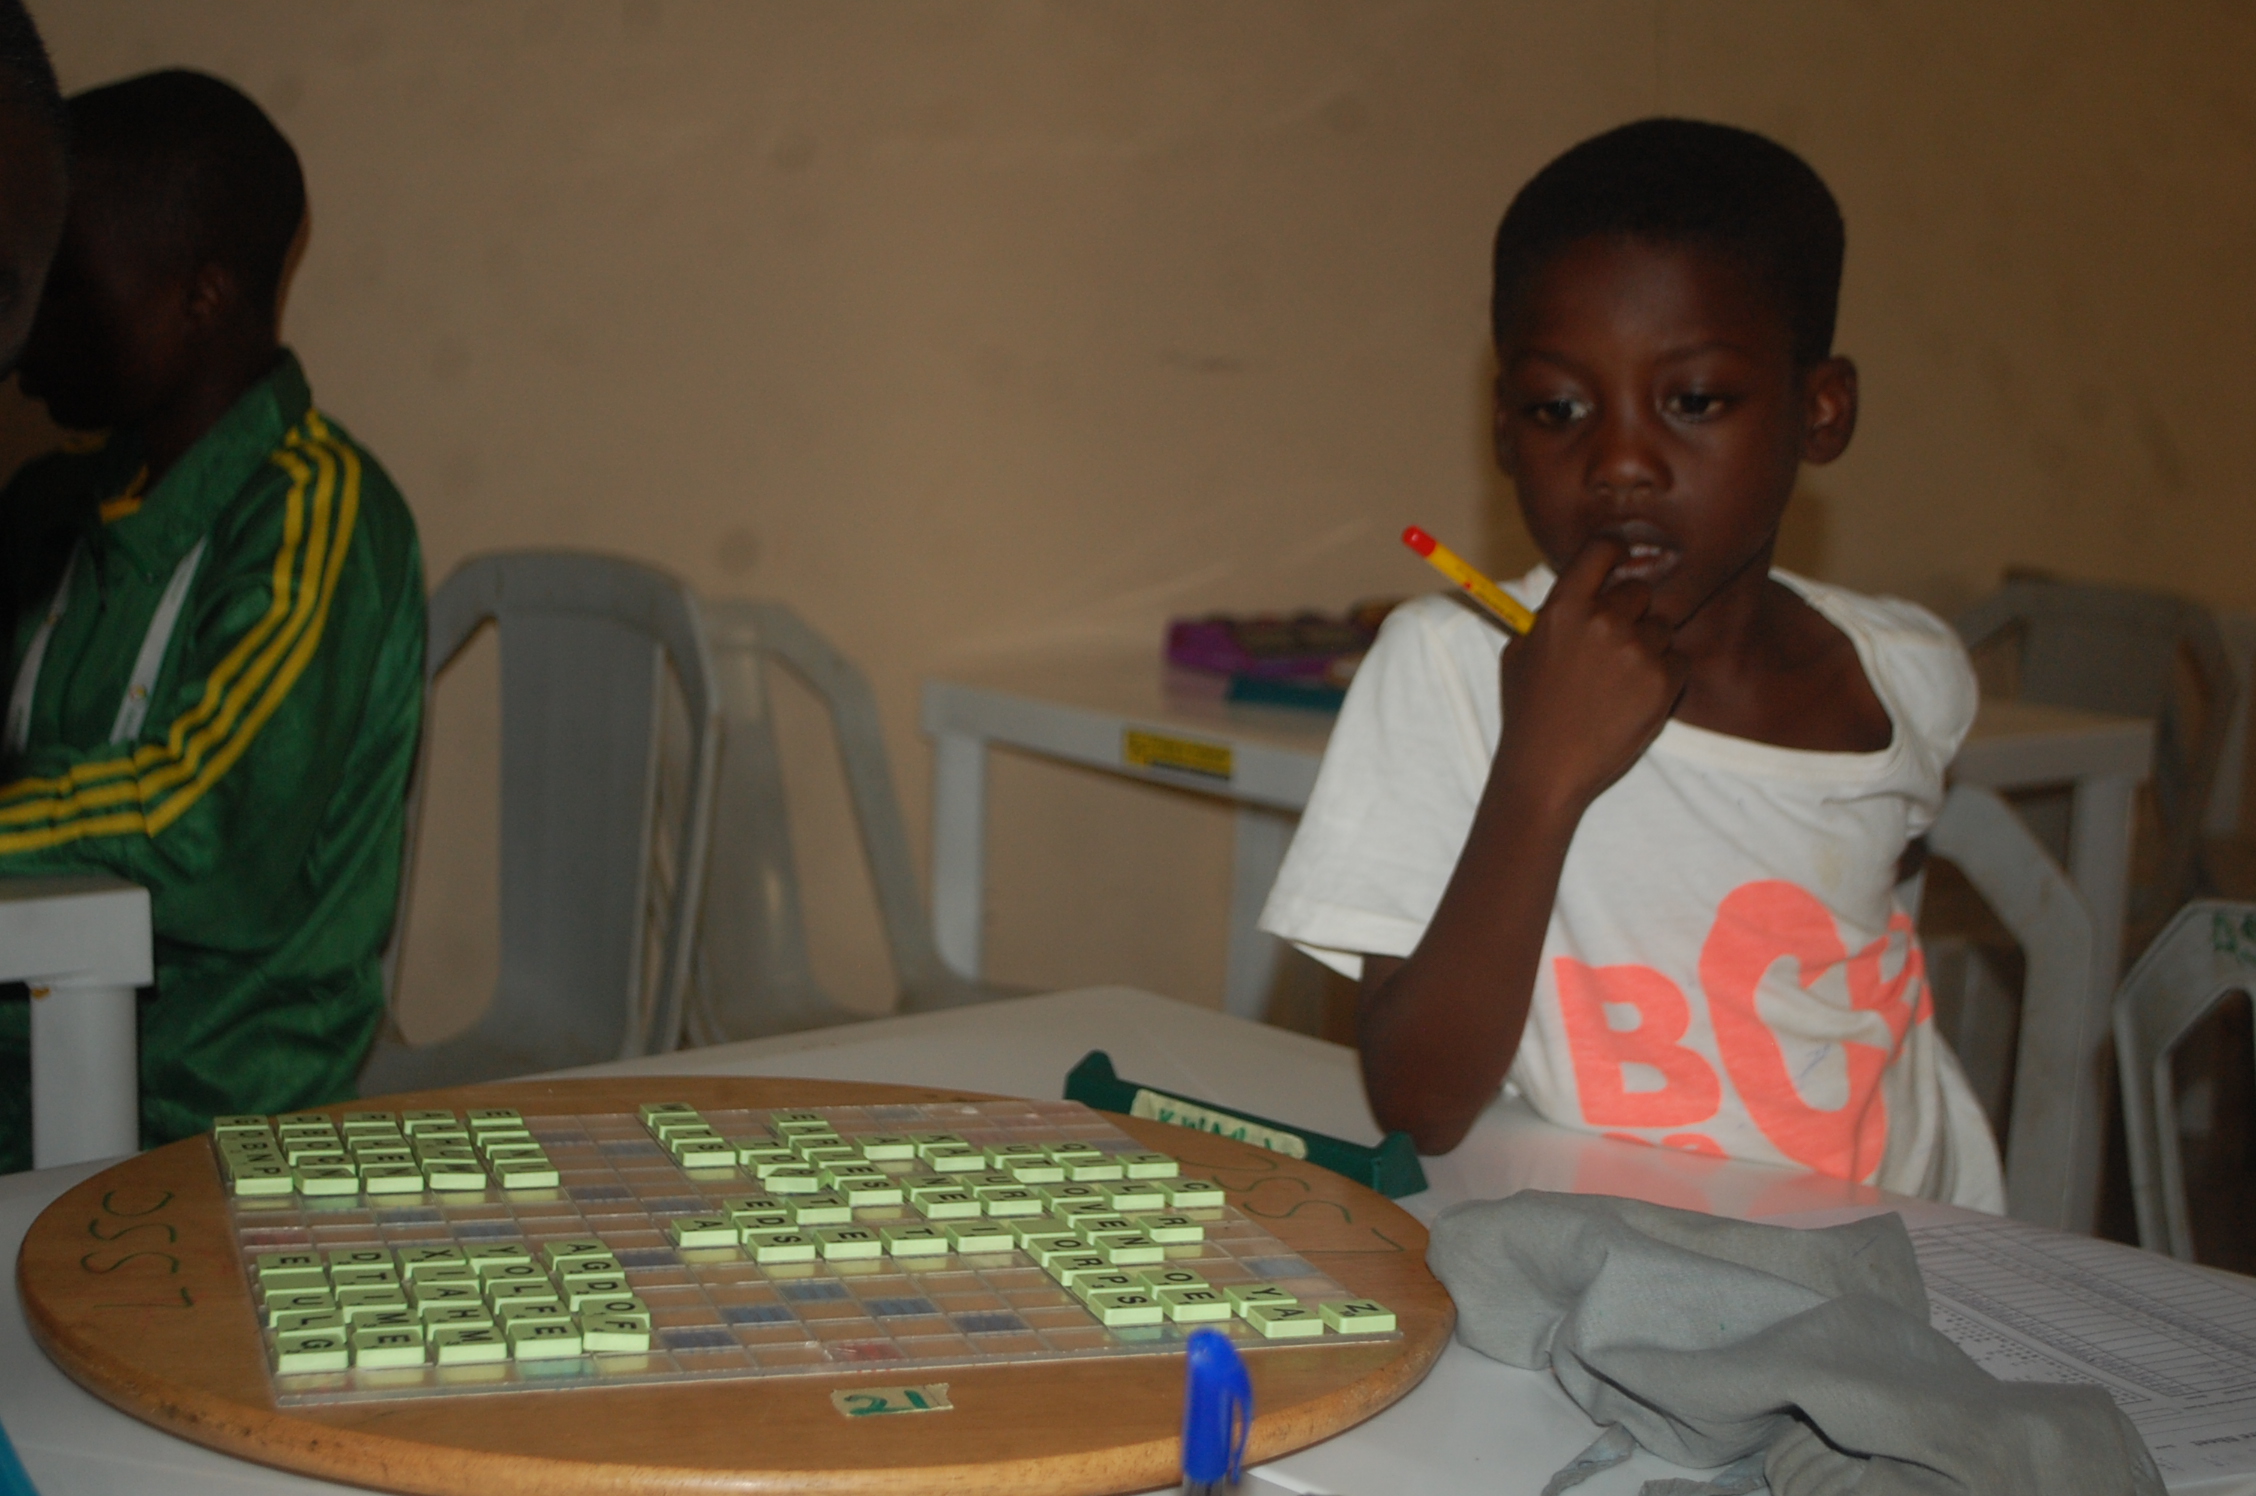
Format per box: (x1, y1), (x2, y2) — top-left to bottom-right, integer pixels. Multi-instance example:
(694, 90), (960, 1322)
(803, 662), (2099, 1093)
(1910, 1216), (2256, 1483)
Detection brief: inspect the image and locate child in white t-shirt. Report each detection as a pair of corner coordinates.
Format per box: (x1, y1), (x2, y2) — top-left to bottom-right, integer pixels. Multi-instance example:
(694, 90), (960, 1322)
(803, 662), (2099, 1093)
(1259, 119), (2003, 1210)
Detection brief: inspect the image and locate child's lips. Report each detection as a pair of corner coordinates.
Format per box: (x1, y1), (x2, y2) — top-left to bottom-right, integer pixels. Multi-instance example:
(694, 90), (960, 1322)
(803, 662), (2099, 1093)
(1606, 541), (1679, 586)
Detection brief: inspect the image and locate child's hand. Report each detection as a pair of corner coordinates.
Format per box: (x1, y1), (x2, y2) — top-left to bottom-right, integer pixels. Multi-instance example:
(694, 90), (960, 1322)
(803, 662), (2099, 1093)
(1494, 535), (1686, 815)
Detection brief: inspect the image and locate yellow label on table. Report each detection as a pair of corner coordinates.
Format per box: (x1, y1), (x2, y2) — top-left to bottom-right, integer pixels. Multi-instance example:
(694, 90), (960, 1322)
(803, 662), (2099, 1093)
(1121, 729), (1233, 781)
(831, 1383), (953, 1417)
(1130, 1089), (1307, 1159)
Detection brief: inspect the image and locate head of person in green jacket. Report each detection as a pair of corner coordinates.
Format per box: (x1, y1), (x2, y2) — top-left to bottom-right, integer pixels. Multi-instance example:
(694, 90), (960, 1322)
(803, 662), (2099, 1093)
(0, 0), (65, 379)
(18, 68), (305, 482)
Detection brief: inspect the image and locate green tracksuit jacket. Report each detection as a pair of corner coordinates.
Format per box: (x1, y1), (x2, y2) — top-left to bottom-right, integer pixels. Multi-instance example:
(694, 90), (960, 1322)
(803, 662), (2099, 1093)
(0, 353), (424, 1169)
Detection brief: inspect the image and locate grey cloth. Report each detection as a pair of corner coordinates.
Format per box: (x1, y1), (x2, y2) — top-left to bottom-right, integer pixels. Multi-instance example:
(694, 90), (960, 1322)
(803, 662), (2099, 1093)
(1427, 1191), (2164, 1496)
(1540, 1425), (1767, 1495)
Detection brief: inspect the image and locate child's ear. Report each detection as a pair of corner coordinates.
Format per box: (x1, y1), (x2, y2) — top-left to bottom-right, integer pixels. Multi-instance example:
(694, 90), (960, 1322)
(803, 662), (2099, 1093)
(276, 206), (310, 330)
(181, 261), (232, 333)
(1801, 356), (1858, 465)
(1490, 376), (1522, 482)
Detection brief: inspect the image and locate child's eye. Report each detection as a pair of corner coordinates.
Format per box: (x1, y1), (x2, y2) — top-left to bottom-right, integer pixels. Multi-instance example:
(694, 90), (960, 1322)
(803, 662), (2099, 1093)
(1665, 390), (1727, 419)
(1526, 396), (1591, 427)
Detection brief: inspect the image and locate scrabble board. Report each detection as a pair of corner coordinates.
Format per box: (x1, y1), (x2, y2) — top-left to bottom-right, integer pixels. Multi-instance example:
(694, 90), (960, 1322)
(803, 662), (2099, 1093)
(23, 1077), (1452, 1496)
(217, 1094), (1400, 1403)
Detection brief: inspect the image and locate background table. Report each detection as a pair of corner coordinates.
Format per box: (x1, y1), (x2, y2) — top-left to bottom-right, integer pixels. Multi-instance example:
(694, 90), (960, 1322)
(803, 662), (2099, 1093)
(924, 655), (1330, 1019)
(7, 986), (2241, 1495)
(922, 649), (2156, 1018)
(0, 876), (152, 1168)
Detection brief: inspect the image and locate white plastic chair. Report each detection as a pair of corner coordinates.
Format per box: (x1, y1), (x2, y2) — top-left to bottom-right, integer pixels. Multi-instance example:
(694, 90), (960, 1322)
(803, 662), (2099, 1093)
(1958, 577), (2237, 916)
(685, 600), (999, 1042)
(361, 552), (721, 1091)
(2114, 900), (2256, 1260)
(1923, 783), (2105, 1231)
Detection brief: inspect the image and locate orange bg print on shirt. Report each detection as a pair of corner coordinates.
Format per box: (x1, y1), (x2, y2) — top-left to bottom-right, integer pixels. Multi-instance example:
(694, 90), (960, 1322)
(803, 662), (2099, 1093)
(1554, 958), (1721, 1128)
(1699, 880), (1924, 1183)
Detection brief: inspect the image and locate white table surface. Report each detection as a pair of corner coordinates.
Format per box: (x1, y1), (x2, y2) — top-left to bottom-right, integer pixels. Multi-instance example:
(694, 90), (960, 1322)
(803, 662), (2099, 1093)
(6, 986), (2238, 1496)
(922, 648), (2156, 1020)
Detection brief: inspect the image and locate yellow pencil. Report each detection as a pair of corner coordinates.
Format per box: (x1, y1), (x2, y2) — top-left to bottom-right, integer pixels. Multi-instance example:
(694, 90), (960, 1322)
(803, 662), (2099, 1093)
(1400, 526), (1536, 634)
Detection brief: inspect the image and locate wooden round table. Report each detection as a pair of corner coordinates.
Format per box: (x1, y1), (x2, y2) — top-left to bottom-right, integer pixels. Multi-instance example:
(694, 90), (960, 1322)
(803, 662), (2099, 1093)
(21, 1077), (1454, 1495)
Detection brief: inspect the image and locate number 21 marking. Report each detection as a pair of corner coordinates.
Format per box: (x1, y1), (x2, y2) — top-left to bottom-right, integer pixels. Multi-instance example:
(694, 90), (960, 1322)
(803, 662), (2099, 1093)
(830, 1383), (953, 1417)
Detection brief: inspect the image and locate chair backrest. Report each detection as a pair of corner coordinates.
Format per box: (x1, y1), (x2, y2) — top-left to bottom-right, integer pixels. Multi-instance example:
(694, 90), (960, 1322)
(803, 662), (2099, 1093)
(1926, 783), (2104, 1231)
(363, 552), (721, 1092)
(2113, 900), (2256, 1260)
(1957, 578), (2237, 910)
(687, 600), (990, 1043)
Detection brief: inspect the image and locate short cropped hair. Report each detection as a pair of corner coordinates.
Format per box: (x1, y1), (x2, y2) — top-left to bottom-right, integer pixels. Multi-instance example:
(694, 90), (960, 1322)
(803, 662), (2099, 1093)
(0, 0), (61, 143)
(68, 69), (304, 318)
(1492, 118), (1846, 367)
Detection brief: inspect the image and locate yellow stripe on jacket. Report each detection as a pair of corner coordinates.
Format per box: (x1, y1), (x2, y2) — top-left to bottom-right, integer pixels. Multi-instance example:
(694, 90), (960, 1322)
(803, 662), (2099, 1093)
(0, 424), (321, 807)
(0, 414), (361, 853)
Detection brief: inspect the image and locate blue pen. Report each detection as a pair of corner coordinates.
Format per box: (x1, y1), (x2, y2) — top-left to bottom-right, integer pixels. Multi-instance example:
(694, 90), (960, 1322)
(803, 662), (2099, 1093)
(0, 1414), (40, 1496)
(1181, 1327), (1253, 1495)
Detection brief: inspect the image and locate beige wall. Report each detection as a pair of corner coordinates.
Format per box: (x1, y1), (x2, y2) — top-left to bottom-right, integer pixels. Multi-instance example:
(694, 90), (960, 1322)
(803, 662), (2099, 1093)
(25, 2), (2256, 1030)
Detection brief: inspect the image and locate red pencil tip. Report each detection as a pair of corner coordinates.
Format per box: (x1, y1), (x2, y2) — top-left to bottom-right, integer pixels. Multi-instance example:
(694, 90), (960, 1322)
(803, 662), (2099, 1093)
(1401, 526), (1436, 557)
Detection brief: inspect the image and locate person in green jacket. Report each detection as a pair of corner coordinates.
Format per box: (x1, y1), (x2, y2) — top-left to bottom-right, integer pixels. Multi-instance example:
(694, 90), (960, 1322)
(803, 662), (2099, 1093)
(0, 70), (425, 1171)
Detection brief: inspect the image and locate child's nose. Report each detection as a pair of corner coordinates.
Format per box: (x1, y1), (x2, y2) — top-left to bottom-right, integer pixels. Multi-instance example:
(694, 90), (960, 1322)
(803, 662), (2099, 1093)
(1585, 405), (1666, 500)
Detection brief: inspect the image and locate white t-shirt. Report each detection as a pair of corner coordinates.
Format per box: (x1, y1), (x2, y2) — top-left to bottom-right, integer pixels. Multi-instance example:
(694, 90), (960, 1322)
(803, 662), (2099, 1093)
(1260, 567), (2005, 1211)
